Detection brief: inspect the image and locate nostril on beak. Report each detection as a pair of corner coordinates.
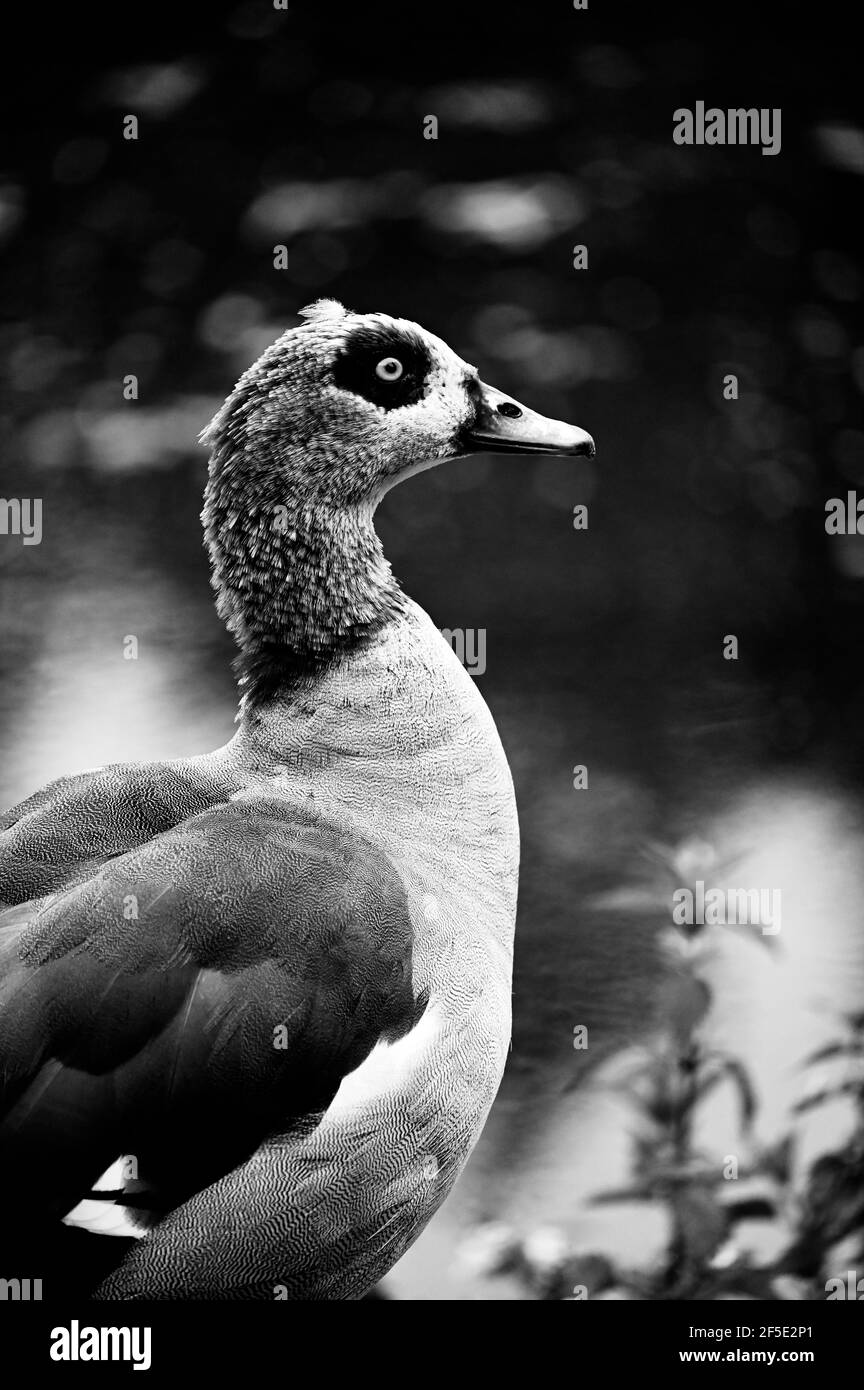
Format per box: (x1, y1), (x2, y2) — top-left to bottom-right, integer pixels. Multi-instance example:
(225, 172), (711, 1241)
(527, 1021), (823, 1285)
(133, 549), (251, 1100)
(497, 401), (522, 419)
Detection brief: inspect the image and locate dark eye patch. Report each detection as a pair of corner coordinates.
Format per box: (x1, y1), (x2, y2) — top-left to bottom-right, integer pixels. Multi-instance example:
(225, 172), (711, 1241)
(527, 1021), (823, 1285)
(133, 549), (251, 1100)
(331, 326), (433, 411)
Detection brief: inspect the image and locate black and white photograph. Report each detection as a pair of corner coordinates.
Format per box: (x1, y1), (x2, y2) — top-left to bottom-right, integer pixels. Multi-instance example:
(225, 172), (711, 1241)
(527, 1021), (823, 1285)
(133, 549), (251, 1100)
(1, 0), (862, 1363)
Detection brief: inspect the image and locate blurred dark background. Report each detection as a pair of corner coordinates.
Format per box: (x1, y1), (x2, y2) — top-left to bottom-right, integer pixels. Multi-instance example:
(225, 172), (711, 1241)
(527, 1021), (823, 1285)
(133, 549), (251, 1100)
(1, 2), (863, 1296)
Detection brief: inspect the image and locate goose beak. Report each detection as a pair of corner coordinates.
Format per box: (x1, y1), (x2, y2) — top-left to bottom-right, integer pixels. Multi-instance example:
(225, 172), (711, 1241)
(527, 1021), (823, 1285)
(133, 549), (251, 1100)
(460, 381), (596, 458)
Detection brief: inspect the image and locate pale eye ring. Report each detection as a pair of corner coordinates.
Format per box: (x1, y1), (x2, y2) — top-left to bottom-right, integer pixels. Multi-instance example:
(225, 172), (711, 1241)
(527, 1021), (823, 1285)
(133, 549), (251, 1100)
(375, 356), (404, 382)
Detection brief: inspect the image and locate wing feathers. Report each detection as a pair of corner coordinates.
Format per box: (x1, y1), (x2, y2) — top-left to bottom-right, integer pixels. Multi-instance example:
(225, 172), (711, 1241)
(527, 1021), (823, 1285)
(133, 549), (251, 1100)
(0, 777), (422, 1257)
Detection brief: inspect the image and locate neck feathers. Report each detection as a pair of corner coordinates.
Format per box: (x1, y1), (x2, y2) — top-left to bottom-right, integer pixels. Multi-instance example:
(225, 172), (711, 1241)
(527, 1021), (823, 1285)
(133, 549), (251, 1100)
(203, 456), (405, 705)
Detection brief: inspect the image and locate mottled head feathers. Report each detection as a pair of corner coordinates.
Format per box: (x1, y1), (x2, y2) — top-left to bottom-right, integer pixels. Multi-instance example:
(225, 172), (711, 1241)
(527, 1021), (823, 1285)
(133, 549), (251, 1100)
(200, 301), (477, 498)
(201, 305), (479, 704)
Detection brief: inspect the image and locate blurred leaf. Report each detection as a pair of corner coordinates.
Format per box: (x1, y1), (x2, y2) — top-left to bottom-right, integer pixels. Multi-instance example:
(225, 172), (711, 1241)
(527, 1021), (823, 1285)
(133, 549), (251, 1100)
(696, 1052), (759, 1133)
(725, 1197), (777, 1220)
(591, 1185), (656, 1205)
(793, 1079), (863, 1113)
(802, 1039), (864, 1065)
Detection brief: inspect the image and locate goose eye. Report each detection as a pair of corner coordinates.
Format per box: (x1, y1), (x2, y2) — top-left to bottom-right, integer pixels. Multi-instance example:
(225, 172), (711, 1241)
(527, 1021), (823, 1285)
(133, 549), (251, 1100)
(332, 329), (431, 409)
(375, 357), (404, 382)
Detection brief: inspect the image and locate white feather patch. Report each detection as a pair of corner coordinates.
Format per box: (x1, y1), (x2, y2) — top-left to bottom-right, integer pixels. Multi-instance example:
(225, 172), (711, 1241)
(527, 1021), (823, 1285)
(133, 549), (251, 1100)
(326, 1006), (439, 1119)
(62, 1157), (147, 1239)
(63, 1199), (144, 1239)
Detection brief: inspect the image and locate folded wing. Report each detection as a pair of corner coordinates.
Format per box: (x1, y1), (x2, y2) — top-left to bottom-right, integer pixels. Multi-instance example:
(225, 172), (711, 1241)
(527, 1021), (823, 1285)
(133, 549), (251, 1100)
(0, 774), (422, 1275)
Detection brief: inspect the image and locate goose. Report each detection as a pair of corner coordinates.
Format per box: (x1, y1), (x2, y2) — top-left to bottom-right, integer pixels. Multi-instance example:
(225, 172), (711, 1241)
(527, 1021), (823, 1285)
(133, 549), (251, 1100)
(0, 300), (595, 1300)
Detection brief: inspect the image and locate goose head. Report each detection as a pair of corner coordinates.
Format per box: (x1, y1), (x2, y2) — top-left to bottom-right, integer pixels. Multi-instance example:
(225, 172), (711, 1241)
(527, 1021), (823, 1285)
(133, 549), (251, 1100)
(202, 300), (595, 699)
(203, 298), (594, 505)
